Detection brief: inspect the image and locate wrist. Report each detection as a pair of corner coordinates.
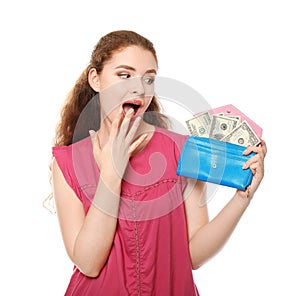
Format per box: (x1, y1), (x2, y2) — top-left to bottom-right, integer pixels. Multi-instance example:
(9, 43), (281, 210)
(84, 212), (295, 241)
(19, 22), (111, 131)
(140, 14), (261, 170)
(100, 173), (122, 195)
(234, 189), (252, 208)
(92, 176), (121, 218)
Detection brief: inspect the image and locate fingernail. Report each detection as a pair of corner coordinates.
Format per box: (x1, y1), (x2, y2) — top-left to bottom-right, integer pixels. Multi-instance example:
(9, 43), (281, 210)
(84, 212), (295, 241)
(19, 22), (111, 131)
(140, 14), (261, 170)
(128, 108), (134, 115)
(89, 130), (95, 137)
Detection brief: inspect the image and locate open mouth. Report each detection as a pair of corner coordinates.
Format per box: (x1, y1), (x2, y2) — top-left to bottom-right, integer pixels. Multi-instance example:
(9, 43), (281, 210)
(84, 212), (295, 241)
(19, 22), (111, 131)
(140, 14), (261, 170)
(122, 100), (142, 115)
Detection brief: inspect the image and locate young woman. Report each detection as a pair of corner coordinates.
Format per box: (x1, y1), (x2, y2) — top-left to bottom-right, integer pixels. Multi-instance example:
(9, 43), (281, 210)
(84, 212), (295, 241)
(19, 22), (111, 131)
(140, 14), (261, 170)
(51, 30), (267, 295)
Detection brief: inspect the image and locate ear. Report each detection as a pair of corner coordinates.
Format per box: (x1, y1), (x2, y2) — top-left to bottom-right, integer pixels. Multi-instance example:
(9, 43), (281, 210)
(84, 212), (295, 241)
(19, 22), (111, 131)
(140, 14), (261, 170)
(88, 68), (101, 92)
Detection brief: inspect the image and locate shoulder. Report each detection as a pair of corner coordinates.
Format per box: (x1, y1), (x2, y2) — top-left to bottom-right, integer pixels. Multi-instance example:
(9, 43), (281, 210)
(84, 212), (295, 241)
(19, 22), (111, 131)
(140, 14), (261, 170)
(52, 136), (93, 191)
(52, 136), (92, 161)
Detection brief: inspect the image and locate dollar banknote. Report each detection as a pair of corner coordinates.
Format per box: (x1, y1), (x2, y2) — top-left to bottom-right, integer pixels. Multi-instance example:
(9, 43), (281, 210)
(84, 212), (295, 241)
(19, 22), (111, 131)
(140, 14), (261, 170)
(209, 115), (239, 140)
(221, 120), (260, 146)
(185, 109), (260, 147)
(185, 111), (211, 137)
(227, 115), (241, 123)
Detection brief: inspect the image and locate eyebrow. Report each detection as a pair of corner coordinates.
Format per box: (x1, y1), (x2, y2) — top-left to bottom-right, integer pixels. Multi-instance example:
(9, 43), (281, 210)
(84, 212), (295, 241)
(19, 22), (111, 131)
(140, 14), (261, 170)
(114, 65), (157, 74)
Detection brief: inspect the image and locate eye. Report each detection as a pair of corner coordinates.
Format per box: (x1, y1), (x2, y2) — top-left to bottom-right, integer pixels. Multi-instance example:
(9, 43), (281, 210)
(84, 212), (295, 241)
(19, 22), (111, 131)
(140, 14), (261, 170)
(118, 72), (131, 79)
(143, 76), (155, 85)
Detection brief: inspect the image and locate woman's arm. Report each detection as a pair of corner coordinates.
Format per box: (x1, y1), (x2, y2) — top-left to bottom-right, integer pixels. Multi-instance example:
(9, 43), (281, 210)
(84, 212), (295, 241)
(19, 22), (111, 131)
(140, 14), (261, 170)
(187, 189), (250, 269)
(52, 159), (121, 278)
(185, 141), (267, 269)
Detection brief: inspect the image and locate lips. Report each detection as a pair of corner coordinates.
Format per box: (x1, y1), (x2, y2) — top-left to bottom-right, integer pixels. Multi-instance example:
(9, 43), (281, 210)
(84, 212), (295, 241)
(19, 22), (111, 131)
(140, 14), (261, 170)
(122, 99), (142, 115)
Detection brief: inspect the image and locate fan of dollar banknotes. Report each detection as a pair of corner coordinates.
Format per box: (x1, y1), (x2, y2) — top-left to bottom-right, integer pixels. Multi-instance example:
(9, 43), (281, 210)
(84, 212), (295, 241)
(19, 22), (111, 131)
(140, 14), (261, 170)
(185, 105), (262, 147)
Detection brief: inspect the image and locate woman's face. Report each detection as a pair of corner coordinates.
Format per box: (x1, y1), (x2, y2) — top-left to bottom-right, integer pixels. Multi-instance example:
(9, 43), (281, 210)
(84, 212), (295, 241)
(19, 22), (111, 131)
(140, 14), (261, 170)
(97, 45), (158, 121)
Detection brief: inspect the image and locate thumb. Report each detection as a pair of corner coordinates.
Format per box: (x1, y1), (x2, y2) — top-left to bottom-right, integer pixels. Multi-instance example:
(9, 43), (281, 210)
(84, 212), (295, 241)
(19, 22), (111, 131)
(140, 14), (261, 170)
(89, 130), (102, 168)
(89, 130), (100, 150)
(89, 130), (96, 142)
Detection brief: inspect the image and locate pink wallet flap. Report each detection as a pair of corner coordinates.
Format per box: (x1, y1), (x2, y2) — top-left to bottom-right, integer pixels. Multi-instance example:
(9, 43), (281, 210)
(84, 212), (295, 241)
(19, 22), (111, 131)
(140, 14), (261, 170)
(203, 104), (263, 138)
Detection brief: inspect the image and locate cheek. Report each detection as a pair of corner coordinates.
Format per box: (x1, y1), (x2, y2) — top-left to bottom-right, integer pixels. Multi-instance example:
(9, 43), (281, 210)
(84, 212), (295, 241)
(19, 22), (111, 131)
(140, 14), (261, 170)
(99, 81), (129, 115)
(144, 84), (155, 97)
(143, 96), (153, 111)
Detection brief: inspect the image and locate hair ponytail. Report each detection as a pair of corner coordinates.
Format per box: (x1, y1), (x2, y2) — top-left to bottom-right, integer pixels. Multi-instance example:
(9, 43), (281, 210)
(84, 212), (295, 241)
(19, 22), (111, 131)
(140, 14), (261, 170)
(54, 67), (98, 146)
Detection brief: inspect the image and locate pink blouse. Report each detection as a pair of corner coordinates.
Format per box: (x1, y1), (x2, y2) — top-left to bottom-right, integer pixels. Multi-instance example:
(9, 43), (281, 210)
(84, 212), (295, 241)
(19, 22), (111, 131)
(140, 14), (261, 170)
(53, 127), (200, 296)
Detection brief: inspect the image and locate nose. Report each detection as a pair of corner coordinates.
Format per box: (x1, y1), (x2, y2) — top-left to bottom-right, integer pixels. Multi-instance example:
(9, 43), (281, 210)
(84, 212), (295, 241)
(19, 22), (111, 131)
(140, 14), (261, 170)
(130, 77), (145, 96)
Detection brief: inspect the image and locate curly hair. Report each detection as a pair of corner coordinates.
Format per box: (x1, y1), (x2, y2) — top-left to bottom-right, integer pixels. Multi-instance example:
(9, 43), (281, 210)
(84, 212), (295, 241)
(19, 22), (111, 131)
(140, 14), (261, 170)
(54, 30), (169, 147)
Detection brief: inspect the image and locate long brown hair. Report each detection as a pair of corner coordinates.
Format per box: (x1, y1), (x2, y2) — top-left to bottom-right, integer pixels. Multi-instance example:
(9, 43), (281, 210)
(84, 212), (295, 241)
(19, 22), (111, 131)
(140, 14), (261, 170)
(54, 30), (169, 147)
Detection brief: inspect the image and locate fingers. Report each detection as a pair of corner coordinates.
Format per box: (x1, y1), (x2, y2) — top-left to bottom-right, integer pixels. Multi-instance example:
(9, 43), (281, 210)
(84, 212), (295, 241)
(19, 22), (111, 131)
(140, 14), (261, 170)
(242, 149), (264, 176)
(109, 107), (125, 140)
(243, 139), (267, 156)
(243, 145), (259, 155)
(126, 116), (142, 141)
(247, 161), (259, 175)
(239, 140), (267, 197)
(110, 106), (143, 146)
(260, 139), (267, 156)
(128, 133), (148, 155)
(121, 108), (136, 137)
(243, 151), (263, 168)
(110, 107), (138, 140)
(242, 140), (267, 170)
(117, 108), (145, 155)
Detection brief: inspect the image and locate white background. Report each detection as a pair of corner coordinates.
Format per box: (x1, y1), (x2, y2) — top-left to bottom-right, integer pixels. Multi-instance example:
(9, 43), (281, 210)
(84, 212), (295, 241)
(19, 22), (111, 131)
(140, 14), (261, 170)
(1, 0), (299, 295)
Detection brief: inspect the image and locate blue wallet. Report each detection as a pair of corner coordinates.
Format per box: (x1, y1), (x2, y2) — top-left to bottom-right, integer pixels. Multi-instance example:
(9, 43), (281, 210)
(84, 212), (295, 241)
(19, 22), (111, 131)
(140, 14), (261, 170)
(176, 137), (256, 190)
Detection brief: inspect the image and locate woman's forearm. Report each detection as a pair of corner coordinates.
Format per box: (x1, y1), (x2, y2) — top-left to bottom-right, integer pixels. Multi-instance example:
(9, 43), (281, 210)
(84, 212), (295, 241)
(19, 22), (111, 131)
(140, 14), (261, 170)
(72, 176), (121, 277)
(189, 192), (251, 269)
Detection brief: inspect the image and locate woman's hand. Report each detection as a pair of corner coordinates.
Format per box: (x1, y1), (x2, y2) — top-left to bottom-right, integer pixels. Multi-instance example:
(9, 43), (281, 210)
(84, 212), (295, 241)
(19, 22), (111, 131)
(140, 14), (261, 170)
(89, 107), (147, 182)
(237, 140), (267, 200)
